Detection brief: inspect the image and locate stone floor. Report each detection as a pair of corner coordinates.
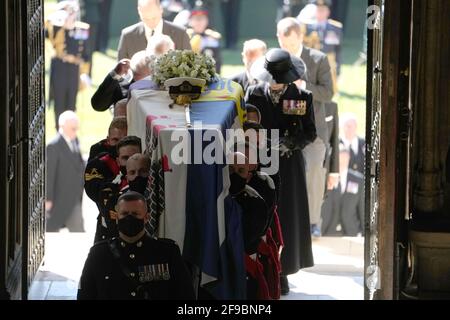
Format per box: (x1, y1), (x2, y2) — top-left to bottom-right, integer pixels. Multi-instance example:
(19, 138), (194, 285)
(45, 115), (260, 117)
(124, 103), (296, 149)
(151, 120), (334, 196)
(28, 192), (364, 300)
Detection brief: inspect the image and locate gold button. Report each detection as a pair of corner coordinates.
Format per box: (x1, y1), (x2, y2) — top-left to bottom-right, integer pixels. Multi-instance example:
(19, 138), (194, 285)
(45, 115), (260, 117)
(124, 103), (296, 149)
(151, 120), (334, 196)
(130, 273), (135, 277)
(137, 241), (143, 248)
(131, 292), (136, 297)
(104, 276), (109, 280)
(130, 254), (135, 259)
(121, 242), (126, 247)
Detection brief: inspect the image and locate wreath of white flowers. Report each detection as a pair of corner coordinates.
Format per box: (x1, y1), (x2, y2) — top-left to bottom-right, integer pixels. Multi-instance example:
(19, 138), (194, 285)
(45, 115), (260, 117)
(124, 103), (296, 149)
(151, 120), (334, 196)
(151, 50), (218, 86)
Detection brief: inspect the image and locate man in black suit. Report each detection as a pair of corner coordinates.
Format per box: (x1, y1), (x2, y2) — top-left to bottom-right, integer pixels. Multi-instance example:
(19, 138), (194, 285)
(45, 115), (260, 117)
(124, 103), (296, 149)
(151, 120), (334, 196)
(46, 111), (85, 232)
(231, 39), (267, 93)
(117, 0), (191, 60)
(340, 113), (365, 175)
(321, 144), (364, 236)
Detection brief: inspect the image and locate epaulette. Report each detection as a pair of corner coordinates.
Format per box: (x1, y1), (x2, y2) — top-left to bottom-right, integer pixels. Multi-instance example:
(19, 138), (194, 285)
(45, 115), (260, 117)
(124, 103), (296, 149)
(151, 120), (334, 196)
(328, 19), (343, 29)
(75, 21), (90, 30)
(204, 29), (222, 39)
(348, 169), (364, 179)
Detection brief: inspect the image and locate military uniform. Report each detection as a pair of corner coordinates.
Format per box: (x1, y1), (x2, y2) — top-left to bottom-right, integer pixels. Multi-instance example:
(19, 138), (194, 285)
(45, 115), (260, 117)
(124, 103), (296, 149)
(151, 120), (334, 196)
(77, 235), (196, 300)
(232, 184), (270, 300)
(187, 28), (222, 73)
(306, 19), (343, 75)
(84, 153), (127, 243)
(46, 18), (90, 128)
(88, 139), (117, 163)
(304, 0), (343, 95)
(248, 171), (283, 300)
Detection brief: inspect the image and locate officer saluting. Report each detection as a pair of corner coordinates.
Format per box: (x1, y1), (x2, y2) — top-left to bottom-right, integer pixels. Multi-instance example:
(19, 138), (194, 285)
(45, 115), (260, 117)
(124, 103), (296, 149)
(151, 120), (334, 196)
(187, 1), (222, 73)
(77, 192), (196, 300)
(45, 1), (90, 129)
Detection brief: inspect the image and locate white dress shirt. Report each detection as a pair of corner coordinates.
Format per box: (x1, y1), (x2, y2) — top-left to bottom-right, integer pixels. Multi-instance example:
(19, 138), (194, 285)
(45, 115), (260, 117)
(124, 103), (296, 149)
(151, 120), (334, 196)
(342, 137), (359, 156)
(60, 132), (77, 153)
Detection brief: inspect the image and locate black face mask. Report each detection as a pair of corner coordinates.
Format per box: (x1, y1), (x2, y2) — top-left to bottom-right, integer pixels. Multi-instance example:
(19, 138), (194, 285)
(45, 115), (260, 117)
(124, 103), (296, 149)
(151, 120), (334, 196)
(117, 215), (145, 237)
(129, 176), (148, 195)
(106, 145), (117, 158)
(229, 173), (247, 195)
(120, 166), (127, 176)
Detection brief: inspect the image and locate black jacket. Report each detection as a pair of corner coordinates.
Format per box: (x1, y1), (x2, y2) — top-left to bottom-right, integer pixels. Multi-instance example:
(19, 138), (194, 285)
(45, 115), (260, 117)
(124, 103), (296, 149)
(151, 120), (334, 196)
(88, 138), (119, 163)
(340, 137), (365, 174)
(245, 83), (317, 149)
(77, 235), (196, 300)
(325, 101), (340, 174)
(230, 72), (258, 94)
(46, 134), (85, 231)
(321, 169), (365, 236)
(234, 186), (270, 255)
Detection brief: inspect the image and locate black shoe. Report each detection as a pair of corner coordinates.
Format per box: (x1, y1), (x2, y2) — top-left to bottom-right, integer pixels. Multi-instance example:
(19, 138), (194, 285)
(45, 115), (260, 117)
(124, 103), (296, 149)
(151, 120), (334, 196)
(280, 275), (290, 296)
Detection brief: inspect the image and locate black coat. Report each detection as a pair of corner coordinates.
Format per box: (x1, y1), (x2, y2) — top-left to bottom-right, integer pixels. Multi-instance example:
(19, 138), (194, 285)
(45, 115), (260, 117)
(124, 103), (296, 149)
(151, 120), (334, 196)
(246, 83), (317, 273)
(46, 134), (85, 232)
(230, 72), (258, 94)
(77, 235), (196, 300)
(325, 102), (340, 174)
(88, 139), (116, 163)
(85, 153), (126, 241)
(321, 169), (365, 236)
(447, 145), (450, 183)
(245, 83), (317, 147)
(91, 73), (131, 112)
(234, 186), (270, 255)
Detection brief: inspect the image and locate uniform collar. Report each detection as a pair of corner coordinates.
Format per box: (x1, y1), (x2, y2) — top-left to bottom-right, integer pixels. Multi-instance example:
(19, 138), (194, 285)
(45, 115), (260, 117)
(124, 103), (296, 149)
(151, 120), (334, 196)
(119, 232), (147, 248)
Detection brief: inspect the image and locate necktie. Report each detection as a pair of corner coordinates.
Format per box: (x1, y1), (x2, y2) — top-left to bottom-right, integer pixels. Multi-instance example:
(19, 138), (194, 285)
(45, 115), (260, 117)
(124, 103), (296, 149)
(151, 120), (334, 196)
(71, 140), (78, 154)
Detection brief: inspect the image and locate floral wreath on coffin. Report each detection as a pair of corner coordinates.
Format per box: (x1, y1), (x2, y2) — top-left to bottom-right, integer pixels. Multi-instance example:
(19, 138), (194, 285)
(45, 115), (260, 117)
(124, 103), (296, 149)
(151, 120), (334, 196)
(150, 50), (219, 127)
(150, 49), (219, 86)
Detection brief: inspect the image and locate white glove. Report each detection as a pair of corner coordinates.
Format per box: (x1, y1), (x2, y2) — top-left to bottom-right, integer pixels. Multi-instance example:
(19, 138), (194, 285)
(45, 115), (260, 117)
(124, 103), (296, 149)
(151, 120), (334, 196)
(279, 143), (293, 158)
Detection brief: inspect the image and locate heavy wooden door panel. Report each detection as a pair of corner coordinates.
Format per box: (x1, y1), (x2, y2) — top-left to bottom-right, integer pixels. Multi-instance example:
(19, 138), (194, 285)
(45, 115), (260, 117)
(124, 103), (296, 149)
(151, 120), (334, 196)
(0, 0), (44, 300)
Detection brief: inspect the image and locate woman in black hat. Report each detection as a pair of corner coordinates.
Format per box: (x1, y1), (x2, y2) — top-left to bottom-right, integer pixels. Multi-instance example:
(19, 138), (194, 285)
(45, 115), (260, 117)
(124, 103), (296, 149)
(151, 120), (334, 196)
(245, 48), (317, 295)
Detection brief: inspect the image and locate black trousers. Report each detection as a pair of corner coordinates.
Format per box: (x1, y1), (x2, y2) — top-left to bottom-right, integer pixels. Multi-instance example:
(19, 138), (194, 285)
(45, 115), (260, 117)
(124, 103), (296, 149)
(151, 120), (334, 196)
(50, 58), (79, 129)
